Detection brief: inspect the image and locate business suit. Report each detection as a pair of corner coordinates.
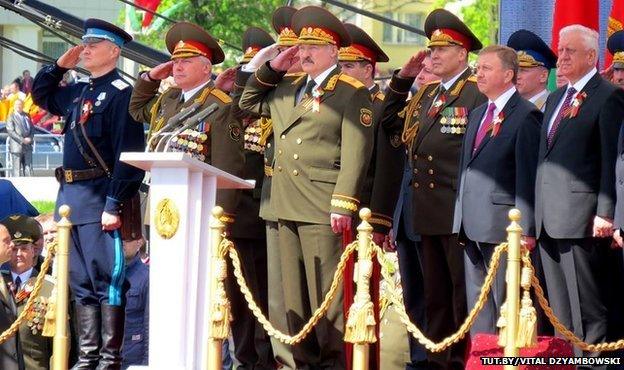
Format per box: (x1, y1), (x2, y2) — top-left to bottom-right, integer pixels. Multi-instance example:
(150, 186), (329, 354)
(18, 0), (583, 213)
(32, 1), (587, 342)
(0, 270), (24, 370)
(453, 90), (541, 334)
(240, 63), (374, 369)
(6, 112), (34, 177)
(381, 68), (486, 369)
(535, 71), (624, 364)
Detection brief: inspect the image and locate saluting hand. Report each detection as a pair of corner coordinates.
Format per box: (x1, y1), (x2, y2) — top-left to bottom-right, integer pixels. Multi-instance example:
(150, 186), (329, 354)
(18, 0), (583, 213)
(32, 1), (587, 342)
(102, 211), (122, 231)
(246, 44), (280, 72)
(270, 46), (300, 72)
(148, 61), (174, 81)
(398, 50), (428, 78)
(57, 45), (85, 69)
(330, 213), (352, 234)
(215, 67), (237, 93)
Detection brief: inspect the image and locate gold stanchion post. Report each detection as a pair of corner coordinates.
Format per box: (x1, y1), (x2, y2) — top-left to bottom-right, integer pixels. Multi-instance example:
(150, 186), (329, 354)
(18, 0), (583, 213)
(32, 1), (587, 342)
(345, 208), (375, 370)
(504, 209), (522, 369)
(205, 206), (227, 370)
(52, 205), (71, 370)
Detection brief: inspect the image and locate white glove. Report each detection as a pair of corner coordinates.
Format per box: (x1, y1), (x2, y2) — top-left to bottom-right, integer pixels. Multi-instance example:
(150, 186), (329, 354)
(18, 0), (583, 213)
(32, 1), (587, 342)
(242, 43), (280, 72)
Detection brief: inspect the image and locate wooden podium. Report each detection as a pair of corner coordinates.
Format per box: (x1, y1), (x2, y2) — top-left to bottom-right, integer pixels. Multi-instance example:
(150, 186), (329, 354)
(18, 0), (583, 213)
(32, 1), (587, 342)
(121, 152), (253, 370)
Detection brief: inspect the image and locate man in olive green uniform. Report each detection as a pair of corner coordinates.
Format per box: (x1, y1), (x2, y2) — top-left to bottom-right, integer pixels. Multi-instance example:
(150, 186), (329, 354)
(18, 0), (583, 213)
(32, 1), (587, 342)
(1, 215), (57, 370)
(240, 6), (374, 369)
(129, 22), (244, 224)
(380, 9), (485, 370)
(232, 6), (299, 368)
(224, 26), (276, 370)
(337, 23), (389, 370)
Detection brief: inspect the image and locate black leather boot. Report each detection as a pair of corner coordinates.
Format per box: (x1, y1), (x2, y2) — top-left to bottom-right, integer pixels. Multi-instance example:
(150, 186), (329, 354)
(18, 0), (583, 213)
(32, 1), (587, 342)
(71, 304), (102, 370)
(96, 304), (125, 370)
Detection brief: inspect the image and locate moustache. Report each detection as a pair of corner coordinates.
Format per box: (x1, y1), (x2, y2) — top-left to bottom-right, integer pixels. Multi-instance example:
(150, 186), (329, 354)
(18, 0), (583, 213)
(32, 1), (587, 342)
(302, 58), (314, 64)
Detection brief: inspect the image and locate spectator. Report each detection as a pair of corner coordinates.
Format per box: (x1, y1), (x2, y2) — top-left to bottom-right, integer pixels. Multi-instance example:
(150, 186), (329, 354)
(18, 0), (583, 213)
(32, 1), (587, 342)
(0, 180), (38, 220)
(122, 237), (149, 369)
(1, 214), (56, 370)
(6, 99), (34, 177)
(20, 71), (33, 95)
(0, 223), (24, 370)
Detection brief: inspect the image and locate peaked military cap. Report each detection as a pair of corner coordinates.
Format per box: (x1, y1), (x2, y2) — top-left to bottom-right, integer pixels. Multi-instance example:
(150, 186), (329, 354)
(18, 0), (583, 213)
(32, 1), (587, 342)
(292, 6), (351, 47)
(83, 18), (132, 47)
(608, 30), (624, 69)
(0, 214), (42, 244)
(166, 22), (225, 64)
(272, 6), (298, 47)
(425, 8), (482, 52)
(507, 29), (557, 69)
(339, 23), (389, 65)
(241, 27), (275, 64)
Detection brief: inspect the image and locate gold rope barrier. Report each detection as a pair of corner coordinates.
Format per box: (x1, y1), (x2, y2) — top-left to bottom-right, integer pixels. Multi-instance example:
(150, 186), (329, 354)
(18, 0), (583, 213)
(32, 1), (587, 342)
(526, 254), (624, 351)
(0, 241), (56, 344)
(52, 205), (71, 369)
(371, 240), (508, 352)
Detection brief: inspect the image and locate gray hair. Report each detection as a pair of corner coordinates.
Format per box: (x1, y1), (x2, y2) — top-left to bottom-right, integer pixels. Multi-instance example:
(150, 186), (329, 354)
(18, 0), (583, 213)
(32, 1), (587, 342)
(560, 24), (599, 55)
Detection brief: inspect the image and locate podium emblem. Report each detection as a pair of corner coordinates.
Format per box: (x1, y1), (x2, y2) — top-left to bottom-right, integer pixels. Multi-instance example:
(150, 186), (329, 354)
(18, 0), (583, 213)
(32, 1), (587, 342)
(154, 198), (180, 239)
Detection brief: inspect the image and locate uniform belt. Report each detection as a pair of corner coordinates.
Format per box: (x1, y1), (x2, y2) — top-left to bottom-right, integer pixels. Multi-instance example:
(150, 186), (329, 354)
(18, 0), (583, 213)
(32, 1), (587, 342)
(264, 165), (273, 177)
(55, 167), (107, 183)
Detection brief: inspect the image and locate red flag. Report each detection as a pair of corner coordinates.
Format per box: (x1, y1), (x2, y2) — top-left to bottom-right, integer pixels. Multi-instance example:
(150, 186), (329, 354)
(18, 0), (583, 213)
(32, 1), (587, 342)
(606, 0), (624, 67)
(551, 0), (599, 52)
(135, 0), (162, 28)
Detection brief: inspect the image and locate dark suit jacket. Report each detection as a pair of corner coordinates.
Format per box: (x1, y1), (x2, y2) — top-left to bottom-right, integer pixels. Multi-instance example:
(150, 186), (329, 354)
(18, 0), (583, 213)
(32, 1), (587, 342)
(453, 91), (541, 243)
(615, 124), (624, 230)
(6, 113), (34, 154)
(380, 68), (487, 235)
(535, 72), (624, 239)
(0, 270), (24, 370)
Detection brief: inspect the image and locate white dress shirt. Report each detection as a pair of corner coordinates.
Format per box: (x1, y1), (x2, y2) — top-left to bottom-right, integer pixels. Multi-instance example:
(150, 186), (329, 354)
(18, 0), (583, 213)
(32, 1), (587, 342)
(478, 86), (517, 130)
(547, 67), (597, 132)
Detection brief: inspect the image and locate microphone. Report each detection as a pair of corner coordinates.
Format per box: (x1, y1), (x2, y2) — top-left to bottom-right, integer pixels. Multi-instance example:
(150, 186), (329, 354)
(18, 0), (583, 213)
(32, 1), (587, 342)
(146, 101), (202, 151)
(164, 103), (219, 152)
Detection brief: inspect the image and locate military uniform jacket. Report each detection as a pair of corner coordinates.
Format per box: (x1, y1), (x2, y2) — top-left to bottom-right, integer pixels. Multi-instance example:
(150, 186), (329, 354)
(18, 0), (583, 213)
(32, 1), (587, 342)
(0, 272), (23, 370)
(368, 86), (407, 233)
(230, 68), (267, 239)
(129, 77), (244, 220)
(535, 73), (624, 239)
(453, 92), (541, 243)
(381, 68), (486, 235)
(239, 64), (374, 224)
(32, 65), (146, 225)
(2, 270), (55, 370)
(615, 124), (624, 230)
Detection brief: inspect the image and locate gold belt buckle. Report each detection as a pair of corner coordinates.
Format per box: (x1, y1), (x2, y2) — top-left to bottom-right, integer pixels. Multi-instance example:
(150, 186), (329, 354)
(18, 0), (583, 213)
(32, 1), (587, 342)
(64, 170), (74, 183)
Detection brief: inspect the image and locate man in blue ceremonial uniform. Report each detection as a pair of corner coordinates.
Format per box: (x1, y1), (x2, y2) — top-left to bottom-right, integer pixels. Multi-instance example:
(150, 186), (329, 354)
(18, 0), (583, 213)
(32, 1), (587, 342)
(31, 19), (145, 370)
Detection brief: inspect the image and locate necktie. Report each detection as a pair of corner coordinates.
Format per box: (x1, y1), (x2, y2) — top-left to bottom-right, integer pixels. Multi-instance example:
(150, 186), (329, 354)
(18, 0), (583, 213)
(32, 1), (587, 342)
(547, 87), (577, 147)
(299, 80), (316, 104)
(427, 85), (446, 117)
(13, 276), (21, 295)
(473, 102), (497, 153)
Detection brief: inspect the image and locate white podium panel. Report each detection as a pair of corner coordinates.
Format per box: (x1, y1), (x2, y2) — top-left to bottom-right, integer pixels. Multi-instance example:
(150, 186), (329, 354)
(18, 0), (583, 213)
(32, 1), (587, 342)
(121, 152), (253, 370)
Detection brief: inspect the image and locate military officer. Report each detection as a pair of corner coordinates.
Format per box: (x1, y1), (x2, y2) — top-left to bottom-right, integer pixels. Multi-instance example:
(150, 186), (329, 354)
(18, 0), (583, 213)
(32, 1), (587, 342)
(337, 22), (389, 370)
(231, 6), (299, 368)
(128, 22), (244, 225)
(32, 19), (145, 369)
(607, 30), (624, 89)
(240, 6), (374, 369)
(224, 26), (276, 370)
(1, 215), (57, 370)
(507, 29), (557, 111)
(0, 223), (23, 370)
(379, 9), (486, 370)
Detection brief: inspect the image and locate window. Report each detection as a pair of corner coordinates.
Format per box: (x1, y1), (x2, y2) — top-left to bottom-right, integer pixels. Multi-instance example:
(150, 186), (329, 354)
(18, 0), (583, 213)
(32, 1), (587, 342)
(382, 12), (426, 46)
(42, 31), (70, 60)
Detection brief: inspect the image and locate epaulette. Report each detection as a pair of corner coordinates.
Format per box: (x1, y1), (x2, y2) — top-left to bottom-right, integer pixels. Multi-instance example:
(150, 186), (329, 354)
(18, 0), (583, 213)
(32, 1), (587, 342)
(211, 88), (232, 104)
(285, 72), (306, 78)
(111, 79), (130, 90)
(338, 74), (365, 89)
(373, 91), (385, 101)
(467, 75), (478, 83)
(426, 80), (441, 86)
